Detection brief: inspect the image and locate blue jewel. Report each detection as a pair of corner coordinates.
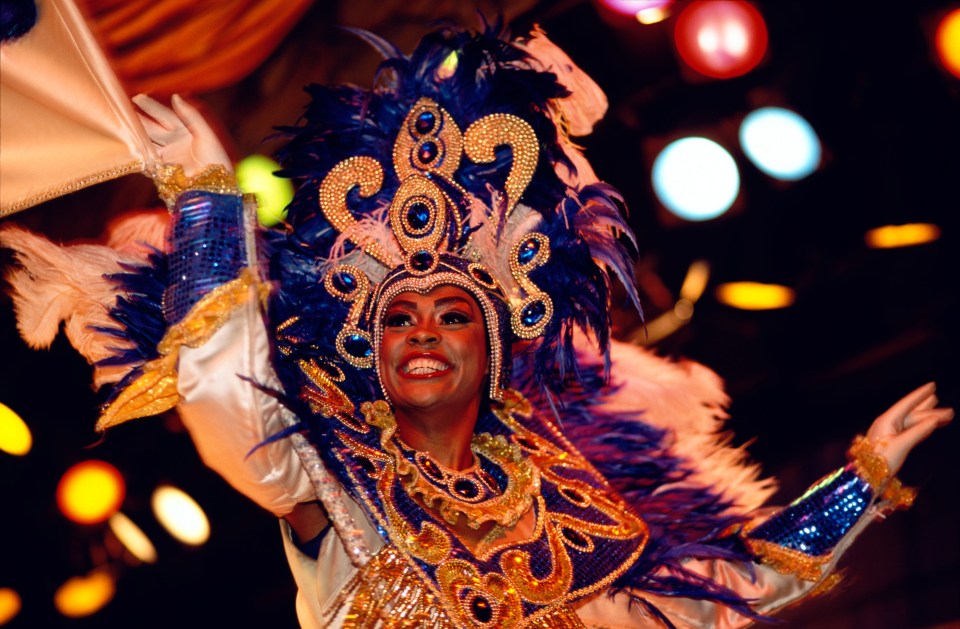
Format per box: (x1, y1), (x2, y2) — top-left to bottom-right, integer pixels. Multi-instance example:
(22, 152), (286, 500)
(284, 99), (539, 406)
(471, 597), (492, 623)
(417, 141), (438, 164)
(406, 202), (431, 230)
(410, 251), (434, 272)
(332, 271), (357, 294)
(415, 111), (436, 134)
(517, 238), (540, 265)
(521, 300), (546, 326)
(343, 334), (372, 358)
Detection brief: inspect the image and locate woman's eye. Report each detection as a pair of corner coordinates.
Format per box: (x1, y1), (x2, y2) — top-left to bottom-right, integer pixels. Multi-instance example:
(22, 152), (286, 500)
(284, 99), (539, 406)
(440, 311), (470, 325)
(384, 313), (412, 327)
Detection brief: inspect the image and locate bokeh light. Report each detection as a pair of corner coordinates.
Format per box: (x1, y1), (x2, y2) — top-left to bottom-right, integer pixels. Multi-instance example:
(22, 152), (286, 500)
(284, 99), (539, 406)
(652, 137), (740, 221)
(600, 0), (671, 19)
(108, 512), (158, 564)
(715, 281), (795, 310)
(53, 571), (115, 618)
(674, 1), (768, 79)
(152, 485), (210, 546)
(0, 588), (21, 625)
(0, 402), (31, 456)
(935, 8), (960, 79)
(56, 461), (125, 525)
(739, 107), (822, 180)
(235, 154), (294, 227)
(865, 223), (941, 249)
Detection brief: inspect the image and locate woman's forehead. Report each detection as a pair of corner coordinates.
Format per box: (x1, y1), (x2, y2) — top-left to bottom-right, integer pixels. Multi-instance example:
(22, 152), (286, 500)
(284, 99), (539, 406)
(385, 285), (481, 310)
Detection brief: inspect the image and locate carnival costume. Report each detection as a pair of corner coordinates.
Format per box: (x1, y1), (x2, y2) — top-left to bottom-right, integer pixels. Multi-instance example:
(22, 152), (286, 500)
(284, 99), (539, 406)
(1, 20), (920, 629)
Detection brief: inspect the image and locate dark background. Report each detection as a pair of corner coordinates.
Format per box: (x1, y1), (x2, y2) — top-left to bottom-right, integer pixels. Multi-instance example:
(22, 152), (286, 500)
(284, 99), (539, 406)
(1, 1), (958, 627)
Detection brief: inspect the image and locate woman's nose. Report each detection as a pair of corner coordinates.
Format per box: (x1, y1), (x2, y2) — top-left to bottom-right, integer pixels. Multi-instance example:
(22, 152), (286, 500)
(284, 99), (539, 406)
(408, 323), (439, 346)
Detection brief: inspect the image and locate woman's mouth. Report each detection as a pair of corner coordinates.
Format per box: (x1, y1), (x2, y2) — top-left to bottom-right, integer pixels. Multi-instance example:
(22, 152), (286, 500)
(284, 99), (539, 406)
(400, 356), (452, 377)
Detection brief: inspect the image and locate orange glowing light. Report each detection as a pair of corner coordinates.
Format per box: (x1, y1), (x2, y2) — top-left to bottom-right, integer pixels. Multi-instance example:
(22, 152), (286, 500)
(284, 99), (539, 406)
(674, 1), (768, 79)
(865, 223), (941, 249)
(53, 571), (115, 618)
(715, 281), (795, 310)
(0, 588), (22, 625)
(56, 460), (125, 525)
(936, 9), (960, 78)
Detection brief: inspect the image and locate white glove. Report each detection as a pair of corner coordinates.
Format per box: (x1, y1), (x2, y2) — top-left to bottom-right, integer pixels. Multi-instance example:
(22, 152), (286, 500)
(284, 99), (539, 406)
(133, 93), (232, 176)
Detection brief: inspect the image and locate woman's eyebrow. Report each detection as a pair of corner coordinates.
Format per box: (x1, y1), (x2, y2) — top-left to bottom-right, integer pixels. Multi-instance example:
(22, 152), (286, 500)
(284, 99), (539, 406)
(386, 300), (418, 312)
(434, 296), (472, 309)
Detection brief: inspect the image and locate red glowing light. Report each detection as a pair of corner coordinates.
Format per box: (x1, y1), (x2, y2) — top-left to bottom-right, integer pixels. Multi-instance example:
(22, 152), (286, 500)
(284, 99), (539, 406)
(674, 1), (768, 79)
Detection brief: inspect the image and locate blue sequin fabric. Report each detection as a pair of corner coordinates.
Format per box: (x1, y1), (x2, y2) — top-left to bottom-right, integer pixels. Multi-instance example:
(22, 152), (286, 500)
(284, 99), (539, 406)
(748, 467), (873, 556)
(164, 191), (246, 323)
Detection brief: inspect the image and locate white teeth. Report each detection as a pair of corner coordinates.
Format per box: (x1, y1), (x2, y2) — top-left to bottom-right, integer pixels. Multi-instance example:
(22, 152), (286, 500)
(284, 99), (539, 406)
(402, 357), (450, 374)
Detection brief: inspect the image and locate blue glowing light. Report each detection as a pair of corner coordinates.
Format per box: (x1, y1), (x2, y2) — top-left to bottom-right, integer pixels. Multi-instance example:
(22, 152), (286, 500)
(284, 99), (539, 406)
(652, 137), (740, 221)
(739, 107), (821, 181)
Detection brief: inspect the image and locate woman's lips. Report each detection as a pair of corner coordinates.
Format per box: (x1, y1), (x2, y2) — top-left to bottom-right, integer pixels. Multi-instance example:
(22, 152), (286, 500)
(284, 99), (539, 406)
(400, 354), (452, 379)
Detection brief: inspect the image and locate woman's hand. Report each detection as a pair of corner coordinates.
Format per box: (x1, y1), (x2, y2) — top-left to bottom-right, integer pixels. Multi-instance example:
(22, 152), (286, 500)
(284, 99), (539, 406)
(866, 382), (953, 476)
(133, 93), (231, 177)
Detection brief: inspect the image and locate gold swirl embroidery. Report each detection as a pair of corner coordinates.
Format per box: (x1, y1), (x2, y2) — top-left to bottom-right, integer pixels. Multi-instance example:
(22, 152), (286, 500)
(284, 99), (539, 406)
(847, 435), (916, 511)
(743, 538), (832, 582)
(393, 98), (464, 182)
(436, 559), (523, 627)
(463, 113), (539, 217)
(297, 359), (357, 421)
(317, 156), (395, 266)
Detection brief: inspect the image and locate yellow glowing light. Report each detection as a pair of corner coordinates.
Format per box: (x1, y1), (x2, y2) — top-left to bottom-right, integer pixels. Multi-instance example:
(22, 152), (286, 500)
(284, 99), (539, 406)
(936, 8), (960, 79)
(715, 281), (795, 310)
(53, 571), (115, 618)
(57, 461), (125, 525)
(0, 402), (31, 456)
(679, 260), (710, 302)
(0, 588), (22, 625)
(108, 512), (158, 564)
(636, 7), (669, 24)
(865, 223), (941, 249)
(235, 154), (294, 227)
(152, 485), (210, 546)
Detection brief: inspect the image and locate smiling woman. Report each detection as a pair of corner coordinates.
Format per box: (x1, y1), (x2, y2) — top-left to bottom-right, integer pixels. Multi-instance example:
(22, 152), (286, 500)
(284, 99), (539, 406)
(1, 20), (952, 629)
(379, 286), (490, 466)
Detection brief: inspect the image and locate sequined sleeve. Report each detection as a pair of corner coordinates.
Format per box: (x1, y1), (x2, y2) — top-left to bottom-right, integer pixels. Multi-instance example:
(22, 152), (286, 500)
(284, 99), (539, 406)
(743, 437), (914, 586)
(164, 190), (249, 323)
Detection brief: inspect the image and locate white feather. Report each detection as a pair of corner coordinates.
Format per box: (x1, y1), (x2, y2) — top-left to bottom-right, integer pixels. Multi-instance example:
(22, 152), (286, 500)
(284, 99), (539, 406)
(0, 224), (151, 389)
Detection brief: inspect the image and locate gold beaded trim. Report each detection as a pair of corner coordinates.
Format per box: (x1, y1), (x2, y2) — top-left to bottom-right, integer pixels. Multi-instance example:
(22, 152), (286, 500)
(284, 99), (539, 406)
(847, 435), (916, 511)
(361, 400), (539, 529)
(97, 269), (267, 430)
(152, 163), (239, 208)
(509, 233), (554, 339)
(324, 264), (375, 369)
(463, 113), (539, 217)
(743, 537), (832, 582)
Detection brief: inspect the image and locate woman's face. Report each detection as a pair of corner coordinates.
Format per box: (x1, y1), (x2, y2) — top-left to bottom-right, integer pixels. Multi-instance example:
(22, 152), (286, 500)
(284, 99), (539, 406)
(379, 285), (489, 418)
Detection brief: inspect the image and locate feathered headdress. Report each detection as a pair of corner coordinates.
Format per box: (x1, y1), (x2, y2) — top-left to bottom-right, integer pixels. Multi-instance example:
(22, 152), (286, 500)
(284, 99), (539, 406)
(266, 21), (641, 406)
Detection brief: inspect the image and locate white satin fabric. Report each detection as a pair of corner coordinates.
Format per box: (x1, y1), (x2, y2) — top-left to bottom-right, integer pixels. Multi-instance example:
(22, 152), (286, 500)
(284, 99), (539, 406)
(176, 289), (315, 517)
(0, 0), (154, 215)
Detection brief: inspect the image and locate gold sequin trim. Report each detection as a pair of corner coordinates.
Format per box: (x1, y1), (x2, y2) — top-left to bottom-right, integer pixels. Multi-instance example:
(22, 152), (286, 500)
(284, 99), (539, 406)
(1, 161), (145, 217)
(331, 544), (456, 629)
(743, 538), (831, 582)
(152, 163), (239, 208)
(847, 435), (916, 511)
(96, 270), (267, 430)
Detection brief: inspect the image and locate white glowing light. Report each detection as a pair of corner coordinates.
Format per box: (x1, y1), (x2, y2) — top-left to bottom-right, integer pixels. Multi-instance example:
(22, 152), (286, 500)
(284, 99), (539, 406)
(739, 107), (821, 181)
(652, 137), (740, 221)
(152, 485), (210, 546)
